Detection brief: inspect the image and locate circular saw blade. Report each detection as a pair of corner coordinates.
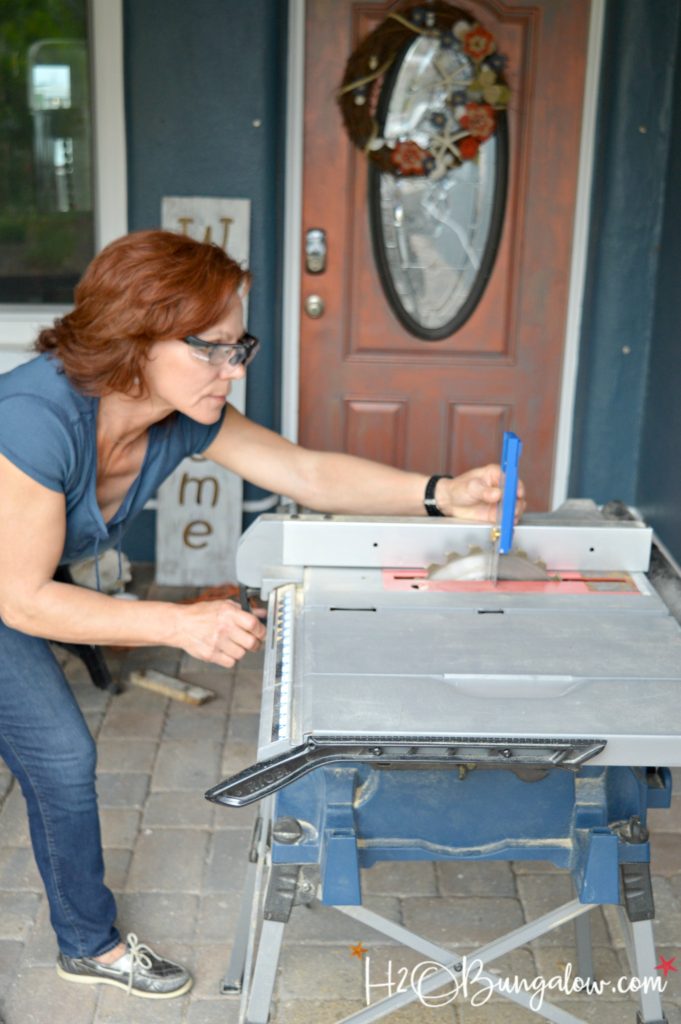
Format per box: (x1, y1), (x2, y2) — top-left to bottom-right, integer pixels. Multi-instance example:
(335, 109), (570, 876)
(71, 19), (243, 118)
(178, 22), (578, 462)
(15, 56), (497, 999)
(427, 546), (553, 582)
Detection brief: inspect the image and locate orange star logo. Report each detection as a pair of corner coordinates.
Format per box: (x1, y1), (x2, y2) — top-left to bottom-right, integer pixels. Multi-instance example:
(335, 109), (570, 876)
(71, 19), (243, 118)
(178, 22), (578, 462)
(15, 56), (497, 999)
(655, 955), (677, 978)
(350, 942), (368, 959)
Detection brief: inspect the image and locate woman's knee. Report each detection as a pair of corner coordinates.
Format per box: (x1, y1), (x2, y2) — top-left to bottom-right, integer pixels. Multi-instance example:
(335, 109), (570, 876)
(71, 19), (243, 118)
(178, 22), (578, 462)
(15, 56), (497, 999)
(49, 724), (97, 780)
(12, 721), (97, 797)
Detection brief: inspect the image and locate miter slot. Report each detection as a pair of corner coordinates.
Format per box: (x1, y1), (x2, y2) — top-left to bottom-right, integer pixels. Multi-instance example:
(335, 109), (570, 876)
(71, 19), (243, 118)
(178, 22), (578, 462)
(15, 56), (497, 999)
(329, 606), (377, 612)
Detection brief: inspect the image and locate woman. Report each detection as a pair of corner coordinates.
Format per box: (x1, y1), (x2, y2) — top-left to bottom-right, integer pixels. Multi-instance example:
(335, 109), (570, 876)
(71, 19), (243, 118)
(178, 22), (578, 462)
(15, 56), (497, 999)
(0, 230), (523, 998)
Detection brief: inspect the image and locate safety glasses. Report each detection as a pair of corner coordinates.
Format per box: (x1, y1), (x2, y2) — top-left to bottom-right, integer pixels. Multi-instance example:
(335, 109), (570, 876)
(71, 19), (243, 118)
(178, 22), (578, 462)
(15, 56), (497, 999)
(182, 331), (260, 367)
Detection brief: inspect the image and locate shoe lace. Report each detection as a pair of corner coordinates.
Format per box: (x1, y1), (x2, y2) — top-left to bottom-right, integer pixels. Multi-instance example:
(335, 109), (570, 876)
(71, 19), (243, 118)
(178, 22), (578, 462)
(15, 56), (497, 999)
(124, 933), (155, 995)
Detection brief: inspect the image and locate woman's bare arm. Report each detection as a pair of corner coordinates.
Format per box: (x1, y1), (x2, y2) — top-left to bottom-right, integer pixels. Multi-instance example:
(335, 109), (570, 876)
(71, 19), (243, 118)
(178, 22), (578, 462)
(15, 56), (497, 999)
(0, 454), (264, 666)
(203, 405), (524, 521)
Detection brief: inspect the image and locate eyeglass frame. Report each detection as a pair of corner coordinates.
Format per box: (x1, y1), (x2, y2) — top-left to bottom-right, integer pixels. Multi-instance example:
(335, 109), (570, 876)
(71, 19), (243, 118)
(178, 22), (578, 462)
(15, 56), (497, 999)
(182, 331), (260, 367)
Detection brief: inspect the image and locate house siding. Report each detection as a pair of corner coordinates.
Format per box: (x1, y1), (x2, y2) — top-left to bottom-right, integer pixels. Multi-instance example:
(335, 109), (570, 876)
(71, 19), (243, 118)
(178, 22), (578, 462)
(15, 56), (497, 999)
(122, 0), (287, 559)
(636, 6), (681, 559)
(569, 0), (681, 557)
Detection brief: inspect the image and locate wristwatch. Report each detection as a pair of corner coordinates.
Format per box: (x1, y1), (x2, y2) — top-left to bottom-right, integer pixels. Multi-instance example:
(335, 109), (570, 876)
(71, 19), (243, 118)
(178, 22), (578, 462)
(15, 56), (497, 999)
(424, 475), (452, 517)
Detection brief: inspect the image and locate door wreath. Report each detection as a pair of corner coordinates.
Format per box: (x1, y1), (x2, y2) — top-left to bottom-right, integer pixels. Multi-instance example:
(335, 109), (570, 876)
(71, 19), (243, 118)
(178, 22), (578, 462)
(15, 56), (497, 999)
(337, 1), (509, 177)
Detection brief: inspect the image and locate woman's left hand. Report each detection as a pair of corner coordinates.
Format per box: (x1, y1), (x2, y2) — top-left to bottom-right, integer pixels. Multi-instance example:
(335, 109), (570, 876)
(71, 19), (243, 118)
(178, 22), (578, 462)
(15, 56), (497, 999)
(436, 464), (526, 523)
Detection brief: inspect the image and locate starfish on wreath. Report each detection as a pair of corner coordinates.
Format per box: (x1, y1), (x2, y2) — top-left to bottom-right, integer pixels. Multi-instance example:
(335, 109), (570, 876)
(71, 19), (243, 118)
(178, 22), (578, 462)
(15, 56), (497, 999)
(432, 51), (473, 96)
(428, 123), (468, 177)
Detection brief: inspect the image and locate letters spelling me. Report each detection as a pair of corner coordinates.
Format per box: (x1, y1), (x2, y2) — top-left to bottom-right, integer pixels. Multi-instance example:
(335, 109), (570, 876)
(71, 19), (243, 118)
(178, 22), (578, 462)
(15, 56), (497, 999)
(179, 457), (221, 550)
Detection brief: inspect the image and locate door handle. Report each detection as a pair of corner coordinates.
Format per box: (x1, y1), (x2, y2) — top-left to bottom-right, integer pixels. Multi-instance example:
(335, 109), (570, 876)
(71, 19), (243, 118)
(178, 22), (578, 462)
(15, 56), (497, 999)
(304, 294), (325, 319)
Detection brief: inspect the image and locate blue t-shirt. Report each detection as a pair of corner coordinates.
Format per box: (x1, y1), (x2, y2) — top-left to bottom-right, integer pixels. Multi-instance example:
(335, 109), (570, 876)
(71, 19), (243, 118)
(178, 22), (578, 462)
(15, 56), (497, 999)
(0, 354), (226, 565)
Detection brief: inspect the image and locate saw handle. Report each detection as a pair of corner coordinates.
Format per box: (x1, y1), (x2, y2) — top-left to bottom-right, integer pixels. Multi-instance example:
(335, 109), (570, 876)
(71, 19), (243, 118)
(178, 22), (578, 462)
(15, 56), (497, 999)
(499, 432), (523, 555)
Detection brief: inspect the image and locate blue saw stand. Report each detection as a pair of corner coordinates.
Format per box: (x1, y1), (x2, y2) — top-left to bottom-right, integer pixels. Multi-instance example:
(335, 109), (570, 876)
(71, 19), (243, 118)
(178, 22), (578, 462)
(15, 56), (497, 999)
(224, 761), (671, 1024)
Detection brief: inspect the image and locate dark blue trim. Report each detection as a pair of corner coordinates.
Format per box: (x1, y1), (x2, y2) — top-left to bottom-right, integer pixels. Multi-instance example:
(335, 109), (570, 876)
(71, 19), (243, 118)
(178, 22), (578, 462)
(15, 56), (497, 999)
(636, 6), (681, 558)
(569, 0), (681, 513)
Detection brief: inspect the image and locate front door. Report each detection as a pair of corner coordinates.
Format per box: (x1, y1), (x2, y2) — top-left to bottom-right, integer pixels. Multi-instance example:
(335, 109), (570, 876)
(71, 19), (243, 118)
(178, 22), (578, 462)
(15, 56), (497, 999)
(298, 0), (591, 509)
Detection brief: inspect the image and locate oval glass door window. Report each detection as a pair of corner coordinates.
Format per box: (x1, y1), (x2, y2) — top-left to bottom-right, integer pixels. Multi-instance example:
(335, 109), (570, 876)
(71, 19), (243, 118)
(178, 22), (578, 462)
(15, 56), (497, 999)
(369, 34), (508, 340)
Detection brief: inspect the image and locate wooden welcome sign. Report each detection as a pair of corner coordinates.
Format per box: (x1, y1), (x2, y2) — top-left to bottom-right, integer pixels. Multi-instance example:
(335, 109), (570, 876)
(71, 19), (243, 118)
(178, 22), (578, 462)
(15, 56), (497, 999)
(155, 196), (250, 585)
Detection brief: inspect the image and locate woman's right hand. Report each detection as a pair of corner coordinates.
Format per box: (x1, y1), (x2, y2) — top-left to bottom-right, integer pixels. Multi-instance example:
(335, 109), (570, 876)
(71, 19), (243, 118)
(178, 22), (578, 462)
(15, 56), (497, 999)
(175, 599), (267, 668)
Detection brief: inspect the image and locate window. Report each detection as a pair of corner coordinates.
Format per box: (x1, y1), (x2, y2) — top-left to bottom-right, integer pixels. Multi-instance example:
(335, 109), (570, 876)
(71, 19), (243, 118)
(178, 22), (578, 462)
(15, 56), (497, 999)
(0, 2), (95, 303)
(0, 0), (126, 369)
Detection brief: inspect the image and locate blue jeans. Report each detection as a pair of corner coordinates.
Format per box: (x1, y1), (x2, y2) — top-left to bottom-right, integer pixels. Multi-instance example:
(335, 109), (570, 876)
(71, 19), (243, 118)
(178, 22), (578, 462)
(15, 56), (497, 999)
(0, 618), (119, 957)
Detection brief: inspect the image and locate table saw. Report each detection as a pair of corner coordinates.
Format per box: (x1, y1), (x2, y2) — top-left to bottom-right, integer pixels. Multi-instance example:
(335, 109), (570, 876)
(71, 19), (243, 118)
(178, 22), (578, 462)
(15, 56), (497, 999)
(207, 501), (681, 1024)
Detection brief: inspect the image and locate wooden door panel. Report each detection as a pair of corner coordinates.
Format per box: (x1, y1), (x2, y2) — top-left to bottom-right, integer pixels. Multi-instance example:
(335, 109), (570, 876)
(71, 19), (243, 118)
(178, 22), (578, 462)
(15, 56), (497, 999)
(343, 399), (408, 463)
(300, 0), (591, 508)
(447, 403), (511, 472)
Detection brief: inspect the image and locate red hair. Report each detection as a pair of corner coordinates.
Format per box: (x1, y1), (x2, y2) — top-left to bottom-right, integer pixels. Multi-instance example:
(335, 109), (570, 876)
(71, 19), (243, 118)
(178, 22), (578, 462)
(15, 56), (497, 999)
(36, 229), (251, 395)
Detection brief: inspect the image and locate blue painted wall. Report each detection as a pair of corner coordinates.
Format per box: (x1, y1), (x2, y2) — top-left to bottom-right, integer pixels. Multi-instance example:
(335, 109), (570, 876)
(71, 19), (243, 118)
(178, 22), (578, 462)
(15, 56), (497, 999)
(569, 0), (681, 521)
(121, 0), (287, 559)
(636, 8), (681, 559)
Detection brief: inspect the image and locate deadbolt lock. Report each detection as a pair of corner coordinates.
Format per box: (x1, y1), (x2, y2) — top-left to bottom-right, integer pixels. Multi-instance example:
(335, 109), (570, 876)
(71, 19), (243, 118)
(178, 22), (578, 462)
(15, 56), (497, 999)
(305, 228), (327, 274)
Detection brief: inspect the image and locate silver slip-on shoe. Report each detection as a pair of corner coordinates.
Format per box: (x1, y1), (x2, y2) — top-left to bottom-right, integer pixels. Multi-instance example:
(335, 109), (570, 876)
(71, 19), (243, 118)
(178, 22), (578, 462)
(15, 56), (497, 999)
(56, 933), (193, 998)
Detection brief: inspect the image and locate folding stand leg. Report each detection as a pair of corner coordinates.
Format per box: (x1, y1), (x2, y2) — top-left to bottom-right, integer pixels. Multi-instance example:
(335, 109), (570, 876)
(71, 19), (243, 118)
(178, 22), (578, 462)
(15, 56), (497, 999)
(220, 846), (260, 993)
(616, 857), (668, 1024)
(620, 916), (668, 1024)
(245, 921), (286, 1024)
(574, 912), (595, 989)
(219, 805), (271, 999)
(632, 922), (668, 1024)
(244, 861), (302, 1024)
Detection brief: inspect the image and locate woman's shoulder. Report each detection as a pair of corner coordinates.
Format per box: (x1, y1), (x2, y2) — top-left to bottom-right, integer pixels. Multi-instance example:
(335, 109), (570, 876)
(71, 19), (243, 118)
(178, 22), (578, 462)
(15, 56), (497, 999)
(0, 351), (64, 393)
(0, 356), (90, 492)
(0, 353), (91, 421)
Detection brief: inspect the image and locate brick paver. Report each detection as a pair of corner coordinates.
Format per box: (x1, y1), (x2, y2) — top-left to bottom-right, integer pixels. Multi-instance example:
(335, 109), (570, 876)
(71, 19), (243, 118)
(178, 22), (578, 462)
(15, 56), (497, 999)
(0, 574), (679, 1024)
